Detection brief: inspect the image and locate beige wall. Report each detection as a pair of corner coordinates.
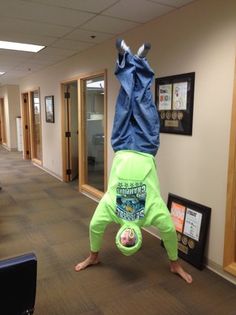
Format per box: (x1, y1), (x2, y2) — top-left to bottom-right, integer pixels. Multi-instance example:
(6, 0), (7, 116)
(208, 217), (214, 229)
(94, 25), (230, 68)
(0, 85), (20, 150)
(7, 85), (21, 149)
(19, 0), (236, 280)
(0, 86), (9, 147)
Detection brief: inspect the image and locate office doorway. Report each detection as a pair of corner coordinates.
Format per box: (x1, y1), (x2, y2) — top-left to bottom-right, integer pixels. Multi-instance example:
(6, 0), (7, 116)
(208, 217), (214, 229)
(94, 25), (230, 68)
(0, 98), (7, 145)
(224, 57), (236, 276)
(29, 89), (42, 164)
(21, 92), (31, 159)
(21, 89), (42, 164)
(61, 81), (79, 183)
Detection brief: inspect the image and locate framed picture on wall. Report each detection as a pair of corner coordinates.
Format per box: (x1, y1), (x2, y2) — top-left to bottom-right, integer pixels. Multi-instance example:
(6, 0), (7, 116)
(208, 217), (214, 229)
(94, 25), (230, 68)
(155, 72), (195, 135)
(165, 193), (211, 270)
(45, 95), (54, 123)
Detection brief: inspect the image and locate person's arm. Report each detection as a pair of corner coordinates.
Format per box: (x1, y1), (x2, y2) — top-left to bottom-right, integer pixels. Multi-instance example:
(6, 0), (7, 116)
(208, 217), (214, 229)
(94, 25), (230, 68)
(75, 197), (113, 271)
(151, 201), (192, 283)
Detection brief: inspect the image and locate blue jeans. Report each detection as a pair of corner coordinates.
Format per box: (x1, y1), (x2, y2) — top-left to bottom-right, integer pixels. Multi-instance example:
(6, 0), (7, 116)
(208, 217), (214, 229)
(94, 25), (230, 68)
(111, 52), (160, 156)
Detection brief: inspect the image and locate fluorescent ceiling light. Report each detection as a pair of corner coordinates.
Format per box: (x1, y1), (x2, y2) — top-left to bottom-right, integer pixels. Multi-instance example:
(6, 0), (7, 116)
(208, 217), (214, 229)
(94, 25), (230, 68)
(0, 40), (45, 53)
(0, 72), (5, 75)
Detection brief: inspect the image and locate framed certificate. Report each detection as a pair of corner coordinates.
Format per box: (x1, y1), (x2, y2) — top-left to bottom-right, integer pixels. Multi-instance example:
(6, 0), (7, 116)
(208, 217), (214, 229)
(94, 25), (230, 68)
(45, 95), (55, 123)
(155, 72), (195, 135)
(166, 193), (211, 270)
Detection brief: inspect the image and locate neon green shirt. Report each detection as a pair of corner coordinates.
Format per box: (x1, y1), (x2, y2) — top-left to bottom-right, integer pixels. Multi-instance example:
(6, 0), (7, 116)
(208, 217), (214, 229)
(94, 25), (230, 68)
(90, 150), (178, 260)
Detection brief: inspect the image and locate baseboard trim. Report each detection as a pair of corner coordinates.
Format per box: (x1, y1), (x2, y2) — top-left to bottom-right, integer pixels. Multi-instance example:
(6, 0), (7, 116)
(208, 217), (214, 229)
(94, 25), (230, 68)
(206, 259), (236, 285)
(81, 191), (100, 203)
(32, 162), (63, 182)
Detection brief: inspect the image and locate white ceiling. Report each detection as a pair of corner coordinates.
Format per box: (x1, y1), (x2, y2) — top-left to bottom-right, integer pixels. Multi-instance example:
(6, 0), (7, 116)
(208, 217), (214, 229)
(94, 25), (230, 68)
(0, 0), (195, 85)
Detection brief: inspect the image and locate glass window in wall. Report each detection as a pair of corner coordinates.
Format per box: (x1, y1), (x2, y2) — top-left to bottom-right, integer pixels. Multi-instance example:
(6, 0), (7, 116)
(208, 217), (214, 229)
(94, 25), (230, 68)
(31, 90), (42, 161)
(83, 76), (105, 192)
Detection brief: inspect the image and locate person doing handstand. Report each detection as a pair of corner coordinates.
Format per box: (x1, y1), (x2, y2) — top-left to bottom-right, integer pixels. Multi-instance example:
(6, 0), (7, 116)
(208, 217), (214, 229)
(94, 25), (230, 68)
(75, 39), (192, 284)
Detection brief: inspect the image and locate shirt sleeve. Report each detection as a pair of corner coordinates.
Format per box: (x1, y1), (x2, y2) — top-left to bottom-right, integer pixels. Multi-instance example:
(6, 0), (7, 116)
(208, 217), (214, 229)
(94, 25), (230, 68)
(150, 198), (178, 261)
(89, 194), (114, 252)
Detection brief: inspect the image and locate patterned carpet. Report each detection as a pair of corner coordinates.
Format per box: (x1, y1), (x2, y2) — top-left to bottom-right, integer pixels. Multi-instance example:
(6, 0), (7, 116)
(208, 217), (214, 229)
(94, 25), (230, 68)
(0, 146), (236, 315)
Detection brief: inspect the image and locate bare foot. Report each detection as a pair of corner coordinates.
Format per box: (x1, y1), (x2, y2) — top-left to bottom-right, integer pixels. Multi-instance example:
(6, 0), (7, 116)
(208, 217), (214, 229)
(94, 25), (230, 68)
(170, 260), (193, 284)
(75, 253), (100, 272)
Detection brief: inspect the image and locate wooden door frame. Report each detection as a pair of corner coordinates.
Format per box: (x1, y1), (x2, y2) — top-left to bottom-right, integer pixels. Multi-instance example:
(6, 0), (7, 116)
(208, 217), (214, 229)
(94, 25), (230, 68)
(0, 97), (7, 145)
(21, 92), (31, 159)
(0, 109), (1, 144)
(223, 58), (236, 276)
(61, 79), (78, 182)
(78, 69), (107, 200)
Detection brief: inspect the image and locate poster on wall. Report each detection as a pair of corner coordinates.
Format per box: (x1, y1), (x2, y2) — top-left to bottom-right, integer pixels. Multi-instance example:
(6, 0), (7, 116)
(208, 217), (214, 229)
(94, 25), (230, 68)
(166, 193), (211, 270)
(155, 72), (195, 135)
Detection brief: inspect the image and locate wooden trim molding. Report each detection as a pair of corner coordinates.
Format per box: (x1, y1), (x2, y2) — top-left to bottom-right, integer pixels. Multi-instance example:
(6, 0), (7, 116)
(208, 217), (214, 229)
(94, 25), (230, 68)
(223, 57), (236, 276)
(61, 83), (67, 182)
(32, 158), (42, 166)
(81, 184), (104, 200)
(224, 263), (236, 277)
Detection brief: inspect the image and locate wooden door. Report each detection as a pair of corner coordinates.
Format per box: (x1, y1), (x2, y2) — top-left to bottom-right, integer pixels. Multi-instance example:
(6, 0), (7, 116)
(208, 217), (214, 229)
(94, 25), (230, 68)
(62, 81), (79, 182)
(0, 98), (7, 145)
(224, 57), (236, 276)
(21, 93), (31, 159)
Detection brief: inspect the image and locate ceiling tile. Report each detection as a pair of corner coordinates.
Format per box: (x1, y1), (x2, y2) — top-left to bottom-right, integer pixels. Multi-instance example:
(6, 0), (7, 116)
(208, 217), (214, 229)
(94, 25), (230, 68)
(29, 55), (66, 65)
(0, 0), (95, 28)
(0, 54), (29, 67)
(65, 29), (113, 44)
(0, 17), (72, 37)
(0, 0), (198, 85)
(148, 0), (195, 8)
(23, 0), (119, 13)
(0, 31), (56, 46)
(36, 46), (77, 57)
(51, 39), (94, 50)
(0, 49), (34, 58)
(103, 0), (173, 23)
(14, 63), (45, 72)
(81, 15), (139, 35)
(0, 74), (21, 85)
(3, 70), (32, 78)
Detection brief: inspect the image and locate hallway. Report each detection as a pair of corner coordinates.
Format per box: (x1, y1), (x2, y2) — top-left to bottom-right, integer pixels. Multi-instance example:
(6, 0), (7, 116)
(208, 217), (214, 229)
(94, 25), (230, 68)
(0, 147), (235, 315)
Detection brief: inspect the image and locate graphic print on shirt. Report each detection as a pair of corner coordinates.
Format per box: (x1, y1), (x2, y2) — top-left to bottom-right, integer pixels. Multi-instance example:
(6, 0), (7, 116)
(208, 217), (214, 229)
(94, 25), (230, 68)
(116, 182), (146, 221)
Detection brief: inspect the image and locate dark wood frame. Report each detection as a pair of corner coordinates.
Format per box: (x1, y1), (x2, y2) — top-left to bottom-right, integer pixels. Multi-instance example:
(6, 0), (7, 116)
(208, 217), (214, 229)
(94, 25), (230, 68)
(166, 193), (211, 270)
(45, 95), (55, 123)
(155, 72), (195, 135)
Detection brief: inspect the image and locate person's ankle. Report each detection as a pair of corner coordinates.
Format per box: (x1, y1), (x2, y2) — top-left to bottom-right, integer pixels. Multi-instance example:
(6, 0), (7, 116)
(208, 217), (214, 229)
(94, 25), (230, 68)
(137, 43), (151, 58)
(90, 252), (98, 261)
(116, 38), (130, 55)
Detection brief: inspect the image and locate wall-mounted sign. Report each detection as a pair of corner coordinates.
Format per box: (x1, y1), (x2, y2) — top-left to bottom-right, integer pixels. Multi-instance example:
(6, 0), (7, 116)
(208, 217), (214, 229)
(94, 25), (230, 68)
(155, 72), (195, 135)
(166, 193), (211, 270)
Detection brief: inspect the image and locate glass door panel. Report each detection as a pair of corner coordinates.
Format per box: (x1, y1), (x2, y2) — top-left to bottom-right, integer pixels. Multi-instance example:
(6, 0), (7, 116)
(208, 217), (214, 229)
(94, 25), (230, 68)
(31, 90), (42, 161)
(80, 73), (106, 196)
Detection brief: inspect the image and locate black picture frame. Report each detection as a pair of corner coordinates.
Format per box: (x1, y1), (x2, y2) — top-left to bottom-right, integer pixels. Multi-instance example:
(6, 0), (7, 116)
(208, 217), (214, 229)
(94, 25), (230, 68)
(166, 193), (211, 270)
(155, 72), (195, 135)
(45, 95), (54, 123)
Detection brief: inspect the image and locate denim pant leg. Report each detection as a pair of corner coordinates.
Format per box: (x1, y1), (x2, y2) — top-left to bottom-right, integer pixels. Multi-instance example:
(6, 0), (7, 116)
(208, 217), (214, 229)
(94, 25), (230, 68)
(132, 56), (160, 156)
(111, 52), (135, 152)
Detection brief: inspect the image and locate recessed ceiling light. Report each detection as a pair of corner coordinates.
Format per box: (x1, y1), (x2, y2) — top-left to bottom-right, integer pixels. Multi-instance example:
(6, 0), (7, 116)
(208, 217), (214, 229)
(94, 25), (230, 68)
(0, 72), (5, 76)
(0, 40), (45, 53)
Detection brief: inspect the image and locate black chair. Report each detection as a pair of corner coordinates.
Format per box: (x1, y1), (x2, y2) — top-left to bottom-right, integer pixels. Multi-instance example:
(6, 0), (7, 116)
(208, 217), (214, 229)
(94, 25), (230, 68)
(0, 252), (37, 315)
